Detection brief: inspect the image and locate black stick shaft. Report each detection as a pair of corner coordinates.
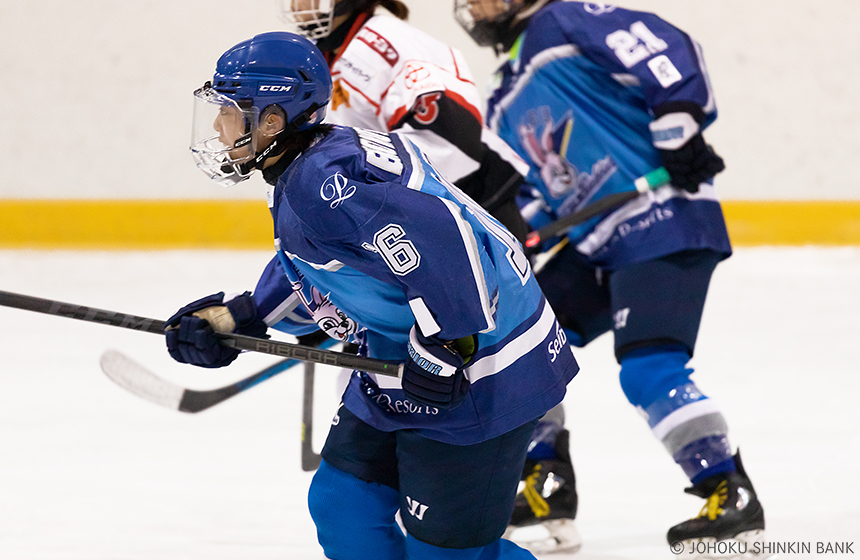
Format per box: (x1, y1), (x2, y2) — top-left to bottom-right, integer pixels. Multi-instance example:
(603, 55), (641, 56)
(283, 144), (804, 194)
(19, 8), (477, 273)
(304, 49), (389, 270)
(527, 190), (637, 246)
(524, 166), (671, 249)
(301, 362), (322, 472)
(218, 333), (401, 377)
(0, 290), (402, 377)
(0, 289), (165, 333)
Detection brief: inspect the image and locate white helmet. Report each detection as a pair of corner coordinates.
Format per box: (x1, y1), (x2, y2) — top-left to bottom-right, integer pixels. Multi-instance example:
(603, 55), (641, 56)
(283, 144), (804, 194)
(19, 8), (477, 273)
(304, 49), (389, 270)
(280, 0), (375, 40)
(280, 0), (335, 40)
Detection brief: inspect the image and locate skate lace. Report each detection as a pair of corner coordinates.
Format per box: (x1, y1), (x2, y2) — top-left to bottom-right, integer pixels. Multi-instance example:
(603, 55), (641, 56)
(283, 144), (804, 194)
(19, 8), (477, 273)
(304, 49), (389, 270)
(523, 465), (551, 518)
(697, 480), (728, 521)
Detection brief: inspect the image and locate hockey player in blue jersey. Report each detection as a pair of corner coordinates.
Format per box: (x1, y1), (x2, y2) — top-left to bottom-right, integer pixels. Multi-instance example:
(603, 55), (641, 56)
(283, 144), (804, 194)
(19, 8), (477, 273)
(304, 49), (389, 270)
(456, 0), (766, 555)
(166, 31), (578, 560)
(279, 0), (579, 552)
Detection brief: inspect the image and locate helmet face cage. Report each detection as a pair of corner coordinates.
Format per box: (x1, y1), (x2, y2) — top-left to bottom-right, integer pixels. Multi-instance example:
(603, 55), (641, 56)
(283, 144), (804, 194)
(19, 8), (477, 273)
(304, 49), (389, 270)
(279, 0), (336, 40)
(190, 84), (260, 187)
(453, 0), (478, 32)
(453, 0), (521, 47)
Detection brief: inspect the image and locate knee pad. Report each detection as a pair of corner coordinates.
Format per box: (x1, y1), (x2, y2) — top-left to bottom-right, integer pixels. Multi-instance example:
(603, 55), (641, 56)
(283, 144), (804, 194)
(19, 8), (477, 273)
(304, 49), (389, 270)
(406, 534), (536, 560)
(308, 460), (405, 560)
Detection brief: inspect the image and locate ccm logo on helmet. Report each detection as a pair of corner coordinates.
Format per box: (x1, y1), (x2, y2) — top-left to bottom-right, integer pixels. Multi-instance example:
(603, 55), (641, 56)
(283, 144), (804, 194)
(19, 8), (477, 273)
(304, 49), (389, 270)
(258, 84), (292, 94)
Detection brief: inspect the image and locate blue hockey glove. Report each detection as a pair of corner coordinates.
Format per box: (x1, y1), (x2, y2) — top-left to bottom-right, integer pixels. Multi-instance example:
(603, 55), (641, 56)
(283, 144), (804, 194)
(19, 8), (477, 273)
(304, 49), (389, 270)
(402, 326), (473, 411)
(164, 291), (267, 368)
(651, 103), (725, 193)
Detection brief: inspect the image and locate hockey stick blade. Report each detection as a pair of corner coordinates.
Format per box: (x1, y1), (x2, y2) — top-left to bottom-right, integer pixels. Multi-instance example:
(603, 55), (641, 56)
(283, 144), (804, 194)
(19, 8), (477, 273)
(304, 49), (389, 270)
(100, 350), (303, 413)
(525, 166), (671, 249)
(0, 290), (403, 377)
(100, 350), (185, 411)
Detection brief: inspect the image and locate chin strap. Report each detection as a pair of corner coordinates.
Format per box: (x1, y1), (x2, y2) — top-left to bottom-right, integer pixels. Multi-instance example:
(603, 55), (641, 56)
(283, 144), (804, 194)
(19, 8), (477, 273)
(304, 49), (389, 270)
(227, 102), (324, 178)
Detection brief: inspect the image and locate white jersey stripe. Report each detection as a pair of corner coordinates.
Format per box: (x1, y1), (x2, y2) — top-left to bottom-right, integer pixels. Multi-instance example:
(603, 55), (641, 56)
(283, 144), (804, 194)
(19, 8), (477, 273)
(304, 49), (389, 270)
(467, 298), (562, 383)
(373, 298), (561, 390)
(399, 135), (426, 191)
(651, 398), (721, 441)
(439, 197), (496, 333)
(263, 292), (315, 327)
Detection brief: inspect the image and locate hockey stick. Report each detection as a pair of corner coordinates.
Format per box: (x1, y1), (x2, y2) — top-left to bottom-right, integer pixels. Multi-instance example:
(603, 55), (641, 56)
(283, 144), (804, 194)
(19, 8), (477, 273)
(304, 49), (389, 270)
(100, 350), (306, 413)
(101, 350), (324, 471)
(524, 166), (671, 250)
(100, 334), (340, 413)
(301, 361), (322, 472)
(0, 290), (402, 377)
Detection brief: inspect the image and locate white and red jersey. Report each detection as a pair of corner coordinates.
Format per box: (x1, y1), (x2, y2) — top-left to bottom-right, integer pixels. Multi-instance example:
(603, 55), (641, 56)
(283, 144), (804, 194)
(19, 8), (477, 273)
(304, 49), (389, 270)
(322, 13), (529, 238)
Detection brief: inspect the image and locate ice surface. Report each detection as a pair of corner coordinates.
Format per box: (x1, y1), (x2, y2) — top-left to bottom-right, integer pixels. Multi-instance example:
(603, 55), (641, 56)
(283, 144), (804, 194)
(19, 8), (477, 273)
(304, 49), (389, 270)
(0, 248), (858, 559)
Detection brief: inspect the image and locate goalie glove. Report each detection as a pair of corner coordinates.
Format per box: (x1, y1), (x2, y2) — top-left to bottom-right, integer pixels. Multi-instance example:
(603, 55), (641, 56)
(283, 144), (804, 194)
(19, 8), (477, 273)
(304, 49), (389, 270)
(402, 325), (474, 411)
(164, 291), (268, 368)
(650, 102), (725, 193)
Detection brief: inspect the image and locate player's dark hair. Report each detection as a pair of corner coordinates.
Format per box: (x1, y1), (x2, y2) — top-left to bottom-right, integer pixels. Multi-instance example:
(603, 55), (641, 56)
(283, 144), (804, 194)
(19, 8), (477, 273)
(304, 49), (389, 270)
(376, 0), (409, 19)
(317, 0), (409, 56)
(343, 0), (409, 19)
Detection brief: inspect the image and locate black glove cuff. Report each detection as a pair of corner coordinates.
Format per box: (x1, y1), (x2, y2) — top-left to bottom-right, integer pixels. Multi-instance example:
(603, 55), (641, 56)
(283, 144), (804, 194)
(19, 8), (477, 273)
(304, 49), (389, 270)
(652, 101), (706, 123)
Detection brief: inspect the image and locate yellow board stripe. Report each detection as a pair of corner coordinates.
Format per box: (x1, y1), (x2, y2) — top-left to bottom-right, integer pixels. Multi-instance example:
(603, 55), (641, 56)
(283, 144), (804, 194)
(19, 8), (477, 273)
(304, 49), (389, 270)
(0, 200), (273, 250)
(721, 201), (860, 246)
(1, 200), (859, 249)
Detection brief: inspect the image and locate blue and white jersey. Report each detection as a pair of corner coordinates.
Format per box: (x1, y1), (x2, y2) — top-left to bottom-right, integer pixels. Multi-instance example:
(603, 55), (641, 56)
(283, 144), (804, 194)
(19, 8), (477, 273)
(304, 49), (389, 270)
(486, 1), (732, 268)
(252, 126), (578, 445)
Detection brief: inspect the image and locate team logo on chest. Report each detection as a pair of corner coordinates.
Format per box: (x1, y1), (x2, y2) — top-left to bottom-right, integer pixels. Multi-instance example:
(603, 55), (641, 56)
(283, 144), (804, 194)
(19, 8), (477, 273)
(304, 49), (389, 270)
(320, 172), (357, 209)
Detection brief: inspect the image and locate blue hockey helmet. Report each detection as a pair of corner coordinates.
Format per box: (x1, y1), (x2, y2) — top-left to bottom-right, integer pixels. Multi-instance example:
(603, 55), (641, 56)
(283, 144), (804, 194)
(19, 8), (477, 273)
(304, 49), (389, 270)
(191, 31), (333, 186)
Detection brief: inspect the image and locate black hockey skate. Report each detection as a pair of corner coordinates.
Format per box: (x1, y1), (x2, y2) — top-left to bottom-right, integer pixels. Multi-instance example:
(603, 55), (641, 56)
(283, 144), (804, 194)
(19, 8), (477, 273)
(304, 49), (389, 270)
(668, 451), (767, 559)
(504, 429), (581, 554)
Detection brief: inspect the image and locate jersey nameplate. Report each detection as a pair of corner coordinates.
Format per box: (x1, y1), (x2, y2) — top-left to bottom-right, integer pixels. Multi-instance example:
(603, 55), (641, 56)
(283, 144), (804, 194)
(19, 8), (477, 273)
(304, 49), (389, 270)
(356, 128), (404, 176)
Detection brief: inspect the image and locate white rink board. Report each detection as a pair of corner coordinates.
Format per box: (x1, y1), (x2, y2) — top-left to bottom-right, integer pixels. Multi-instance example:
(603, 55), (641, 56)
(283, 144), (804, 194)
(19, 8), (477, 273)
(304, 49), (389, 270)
(1, 1), (858, 202)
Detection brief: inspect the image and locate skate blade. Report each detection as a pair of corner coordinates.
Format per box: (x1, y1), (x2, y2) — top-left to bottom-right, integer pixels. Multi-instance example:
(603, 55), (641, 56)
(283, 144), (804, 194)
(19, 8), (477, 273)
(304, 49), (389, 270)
(503, 519), (582, 555)
(673, 529), (774, 560)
